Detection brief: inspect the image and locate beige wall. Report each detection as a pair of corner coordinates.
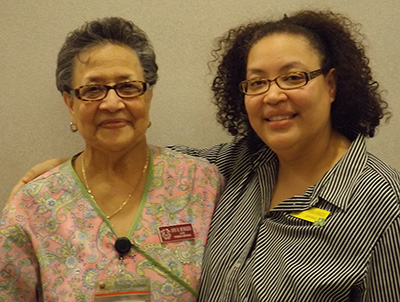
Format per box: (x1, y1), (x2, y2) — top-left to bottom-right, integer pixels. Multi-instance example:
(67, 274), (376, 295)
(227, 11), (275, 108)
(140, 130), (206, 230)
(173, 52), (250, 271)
(1, 0), (400, 207)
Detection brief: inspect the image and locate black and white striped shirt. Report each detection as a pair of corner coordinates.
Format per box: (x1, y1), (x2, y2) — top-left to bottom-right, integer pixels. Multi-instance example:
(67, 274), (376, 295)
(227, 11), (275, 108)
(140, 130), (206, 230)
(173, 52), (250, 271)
(172, 135), (400, 301)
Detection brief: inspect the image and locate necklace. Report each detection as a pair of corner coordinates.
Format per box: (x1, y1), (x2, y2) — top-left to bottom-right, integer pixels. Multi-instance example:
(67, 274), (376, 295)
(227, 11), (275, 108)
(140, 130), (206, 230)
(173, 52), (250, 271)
(81, 149), (149, 219)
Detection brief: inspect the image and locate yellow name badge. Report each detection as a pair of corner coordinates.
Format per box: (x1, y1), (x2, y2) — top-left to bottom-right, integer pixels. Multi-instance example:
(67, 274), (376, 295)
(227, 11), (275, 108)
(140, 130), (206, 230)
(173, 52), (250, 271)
(290, 207), (330, 226)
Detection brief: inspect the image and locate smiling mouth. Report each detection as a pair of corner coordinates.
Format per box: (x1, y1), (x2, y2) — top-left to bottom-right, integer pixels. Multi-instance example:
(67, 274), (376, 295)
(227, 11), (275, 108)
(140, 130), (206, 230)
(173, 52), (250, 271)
(266, 114), (297, 122)
(99, 119), (130, 127)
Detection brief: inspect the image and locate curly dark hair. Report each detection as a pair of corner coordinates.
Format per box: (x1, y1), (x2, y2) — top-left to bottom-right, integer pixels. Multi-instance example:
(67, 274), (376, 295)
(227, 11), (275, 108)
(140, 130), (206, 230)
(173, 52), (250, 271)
(56, 17), (158, 94)
(211, 10), (389, 142)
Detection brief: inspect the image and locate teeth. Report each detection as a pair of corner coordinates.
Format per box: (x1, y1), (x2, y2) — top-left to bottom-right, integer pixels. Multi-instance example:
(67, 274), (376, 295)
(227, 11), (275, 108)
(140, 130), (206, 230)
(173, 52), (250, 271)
(268, 115), (292, 121)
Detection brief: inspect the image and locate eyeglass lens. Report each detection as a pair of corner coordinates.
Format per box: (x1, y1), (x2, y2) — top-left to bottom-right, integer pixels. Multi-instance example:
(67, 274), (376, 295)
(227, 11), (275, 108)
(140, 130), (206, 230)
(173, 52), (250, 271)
(77, 81), (146, 101)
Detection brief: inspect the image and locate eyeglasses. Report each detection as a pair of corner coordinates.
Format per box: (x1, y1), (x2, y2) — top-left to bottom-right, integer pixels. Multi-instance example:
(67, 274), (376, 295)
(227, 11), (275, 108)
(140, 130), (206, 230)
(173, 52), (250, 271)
(70, 80), (149, 102)
(239, 69), (323, 96)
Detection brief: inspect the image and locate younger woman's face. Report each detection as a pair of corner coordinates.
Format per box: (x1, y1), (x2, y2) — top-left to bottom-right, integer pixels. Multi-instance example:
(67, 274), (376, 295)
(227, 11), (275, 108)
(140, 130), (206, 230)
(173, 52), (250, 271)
(244, 33), (336, 156)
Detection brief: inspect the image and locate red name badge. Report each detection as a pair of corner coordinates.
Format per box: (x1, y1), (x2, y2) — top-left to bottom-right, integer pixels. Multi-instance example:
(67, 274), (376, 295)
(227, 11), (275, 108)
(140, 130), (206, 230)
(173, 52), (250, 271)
(158, 223), (195, 243)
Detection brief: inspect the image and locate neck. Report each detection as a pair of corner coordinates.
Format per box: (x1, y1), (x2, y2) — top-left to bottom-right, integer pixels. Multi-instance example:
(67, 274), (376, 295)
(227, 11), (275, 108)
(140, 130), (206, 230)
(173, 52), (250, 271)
(73, 140), (150, 201)
(80, 141), (149, 176)
(269, 131), (351, 210)
(77, 142), (150, 220)
(277, 131), (351, 185)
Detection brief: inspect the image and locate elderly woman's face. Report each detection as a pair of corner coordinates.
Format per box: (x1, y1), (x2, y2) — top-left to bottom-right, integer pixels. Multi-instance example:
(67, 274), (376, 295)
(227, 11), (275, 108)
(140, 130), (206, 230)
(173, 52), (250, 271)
(244, 33), (336, 156)
(64, 43), (152, 153)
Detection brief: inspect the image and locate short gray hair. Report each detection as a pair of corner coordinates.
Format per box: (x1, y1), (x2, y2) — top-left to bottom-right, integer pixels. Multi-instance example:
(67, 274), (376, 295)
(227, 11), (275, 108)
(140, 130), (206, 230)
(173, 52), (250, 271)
(56, 17), (158, 93)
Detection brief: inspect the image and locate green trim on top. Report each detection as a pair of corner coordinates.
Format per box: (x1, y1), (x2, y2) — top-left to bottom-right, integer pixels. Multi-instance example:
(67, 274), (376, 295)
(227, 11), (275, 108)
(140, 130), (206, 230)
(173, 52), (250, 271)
(67, 148), (198, 297)
(131, 241), (198, 297)
(127, 147), (198, 297)
(68, 153), (114, 231)
(127, 147), (153, 237)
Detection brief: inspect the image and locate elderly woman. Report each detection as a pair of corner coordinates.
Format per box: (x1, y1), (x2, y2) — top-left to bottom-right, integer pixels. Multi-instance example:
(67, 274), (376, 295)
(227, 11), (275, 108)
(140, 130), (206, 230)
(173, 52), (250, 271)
(8, 10), (400, 301)
(0, 17), (223, 301)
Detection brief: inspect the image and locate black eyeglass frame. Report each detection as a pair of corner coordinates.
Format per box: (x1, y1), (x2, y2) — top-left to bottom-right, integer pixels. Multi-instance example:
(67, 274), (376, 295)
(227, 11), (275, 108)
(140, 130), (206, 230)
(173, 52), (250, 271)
(239, 69), (323, 96)
(69, 80), (149, 102)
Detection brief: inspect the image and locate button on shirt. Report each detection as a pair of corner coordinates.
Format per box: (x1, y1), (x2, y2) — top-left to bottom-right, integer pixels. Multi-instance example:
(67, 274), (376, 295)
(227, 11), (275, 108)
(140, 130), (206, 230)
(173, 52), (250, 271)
(171, 135), (400, 301)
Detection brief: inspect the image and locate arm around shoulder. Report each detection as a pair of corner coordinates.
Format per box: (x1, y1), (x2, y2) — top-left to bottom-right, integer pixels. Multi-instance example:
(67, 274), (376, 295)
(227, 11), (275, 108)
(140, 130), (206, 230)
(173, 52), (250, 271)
(168, 140), (248, 181)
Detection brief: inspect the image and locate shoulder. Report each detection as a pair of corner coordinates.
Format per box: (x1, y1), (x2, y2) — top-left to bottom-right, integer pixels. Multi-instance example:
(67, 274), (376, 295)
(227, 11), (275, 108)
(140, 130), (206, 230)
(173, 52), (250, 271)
(167, 139), (255, 180)
(9, 161), (75, 208)
(24, 160), (72, 188)
(27, 160), (70, 182)
(364, 152), (400, 201)
(349, 152), (400, 227)
(149, 145), (224, 187)
(167, 139), (251, 162)
(148, 146), (225, 196)
(151, 145), (217, 168)
(343, 136), (400, 206)
(2, 162), (69, 226)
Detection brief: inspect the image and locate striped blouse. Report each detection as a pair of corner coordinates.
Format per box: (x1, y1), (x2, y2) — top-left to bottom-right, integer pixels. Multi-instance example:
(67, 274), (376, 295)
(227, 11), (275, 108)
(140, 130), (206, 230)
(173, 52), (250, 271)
(172, 134), (400, 301)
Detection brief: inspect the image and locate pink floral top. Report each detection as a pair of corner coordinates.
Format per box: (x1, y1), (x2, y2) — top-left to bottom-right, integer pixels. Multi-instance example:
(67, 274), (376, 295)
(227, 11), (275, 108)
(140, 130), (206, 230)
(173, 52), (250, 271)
(0, 146), (223, 301)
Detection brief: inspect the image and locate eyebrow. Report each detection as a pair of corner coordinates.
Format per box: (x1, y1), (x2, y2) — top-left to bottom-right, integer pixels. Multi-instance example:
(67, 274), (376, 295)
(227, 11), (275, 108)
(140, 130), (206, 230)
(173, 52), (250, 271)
(246, 61), (308, 77)
(80, 75), (135, 85)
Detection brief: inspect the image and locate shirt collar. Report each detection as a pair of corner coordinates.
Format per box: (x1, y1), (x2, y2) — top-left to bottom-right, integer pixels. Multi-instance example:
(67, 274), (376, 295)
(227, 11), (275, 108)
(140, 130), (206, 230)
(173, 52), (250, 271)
(313, 134), (367, 210)
(251, 143), (276, 169)
(251, 134), (368, 211)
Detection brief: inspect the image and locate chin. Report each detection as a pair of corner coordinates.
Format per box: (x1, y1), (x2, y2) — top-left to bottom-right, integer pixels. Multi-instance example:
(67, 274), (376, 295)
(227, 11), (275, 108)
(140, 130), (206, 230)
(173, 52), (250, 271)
(260, 132), (299, 152)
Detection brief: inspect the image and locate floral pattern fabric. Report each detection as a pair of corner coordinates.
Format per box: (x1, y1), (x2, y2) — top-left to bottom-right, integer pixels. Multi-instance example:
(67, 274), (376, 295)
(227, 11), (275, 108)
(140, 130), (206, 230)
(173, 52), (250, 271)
(0, 146), (223, 301)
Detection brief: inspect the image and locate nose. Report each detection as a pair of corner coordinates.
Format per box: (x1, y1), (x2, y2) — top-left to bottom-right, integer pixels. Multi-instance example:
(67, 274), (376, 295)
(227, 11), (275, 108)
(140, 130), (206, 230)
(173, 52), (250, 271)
(262, 81), (287, 105)
(99, 88), (125, 112)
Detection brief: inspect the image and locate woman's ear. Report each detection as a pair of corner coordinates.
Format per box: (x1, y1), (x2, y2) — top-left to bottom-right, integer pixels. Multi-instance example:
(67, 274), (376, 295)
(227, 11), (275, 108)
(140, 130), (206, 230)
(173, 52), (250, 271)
(326, 68), (337, 103)
(146, 85), (154, 105)
(63, 91), (75, 120)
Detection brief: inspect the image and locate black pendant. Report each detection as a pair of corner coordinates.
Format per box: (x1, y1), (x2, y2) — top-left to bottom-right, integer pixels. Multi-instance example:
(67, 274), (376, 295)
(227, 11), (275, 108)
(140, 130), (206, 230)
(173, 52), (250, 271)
(114, 237), (132, 258)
